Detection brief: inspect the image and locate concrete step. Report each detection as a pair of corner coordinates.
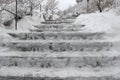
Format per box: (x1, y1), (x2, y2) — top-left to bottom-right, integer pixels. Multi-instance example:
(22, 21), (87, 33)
(30, 28), (84, 32)
(7, 40), (113, 52)
(0, 67), (120, 80)
(8, 32), (105, 40)
(60, 18), (76, 22)
(41, 20), (73, 24)
(0, 51), (119, 68)
(34, 24), (84, 30)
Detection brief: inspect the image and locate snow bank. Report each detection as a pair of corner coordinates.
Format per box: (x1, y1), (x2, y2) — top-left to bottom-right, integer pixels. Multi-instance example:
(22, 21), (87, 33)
(0, 27), (12, 46)
(10, 15), (44, 31)
(74, 13), (120, 33)
(106, 7), (120, 16)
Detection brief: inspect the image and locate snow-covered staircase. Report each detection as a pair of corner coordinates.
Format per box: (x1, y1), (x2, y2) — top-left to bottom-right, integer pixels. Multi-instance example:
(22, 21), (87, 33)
(0, 20), (120, 80)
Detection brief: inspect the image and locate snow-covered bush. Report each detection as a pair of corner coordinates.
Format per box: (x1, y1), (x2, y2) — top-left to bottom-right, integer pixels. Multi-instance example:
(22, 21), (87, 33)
(115, 7), (120, 15)
(43, 0), (60, 20)
(112, 0), (120, 8)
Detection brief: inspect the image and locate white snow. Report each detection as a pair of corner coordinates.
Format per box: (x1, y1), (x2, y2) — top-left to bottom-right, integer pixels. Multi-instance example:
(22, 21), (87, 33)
(0, 50), (119, 57)
(10, 15), (44, 31)
(0, 27), (12, 45)
(0, 3), (45, 32)
(0, 66), (120, 78)
(74, 12), (120, 34)
(52, 14), (60, 20)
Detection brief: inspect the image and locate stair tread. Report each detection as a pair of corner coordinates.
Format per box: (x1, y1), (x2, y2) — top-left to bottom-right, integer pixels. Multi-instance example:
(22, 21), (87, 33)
(35, 24), (74, 27)
(0, 66), (120, 78)
(10, 40), (115, 43)
(31, 28), (84, 32)
(8, 31), (104, 34)
(8, 32), (105, 40)
(0, 51), (119, 57)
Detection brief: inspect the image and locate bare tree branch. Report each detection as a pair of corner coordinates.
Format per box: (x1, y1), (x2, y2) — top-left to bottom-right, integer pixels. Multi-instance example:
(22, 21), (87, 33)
(3, 8), (21, 18)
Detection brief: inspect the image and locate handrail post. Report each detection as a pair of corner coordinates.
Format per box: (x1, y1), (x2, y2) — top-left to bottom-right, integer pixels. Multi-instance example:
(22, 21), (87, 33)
(15, 0), (18, 30)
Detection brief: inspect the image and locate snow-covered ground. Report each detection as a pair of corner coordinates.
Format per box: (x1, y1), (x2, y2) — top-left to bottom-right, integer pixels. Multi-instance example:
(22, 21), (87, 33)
(1, 66), (120, 78)
(0, 27), (12, 53)
(1, 6), (120, 79)
(1, 6), (120, 51)
(0, 14), (45, 50)
(74, 12), (120, 33)
(0, 27), (12, 45)
(10, 15), (44, 31)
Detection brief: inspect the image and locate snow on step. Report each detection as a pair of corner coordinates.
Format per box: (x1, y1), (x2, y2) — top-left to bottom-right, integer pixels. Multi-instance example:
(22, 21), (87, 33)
(41, 20), (73, 24)
(8, 40), (113, 52)
(31, 28), (84, 32)
(34, 24), (84, 30)
(61, 18), (76, 22)
(0, 67), (120, 80)
(8, 32), (105, 40)
(0, 51), (120, 68)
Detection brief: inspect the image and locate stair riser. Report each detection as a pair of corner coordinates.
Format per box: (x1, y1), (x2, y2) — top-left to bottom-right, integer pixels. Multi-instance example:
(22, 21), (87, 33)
(0, 76), (118, 80)
(31, 29), (83, 32)
(41, 21), (73, 24)
(8, 42), (112, 52)
(35, 24), (82, 29)
(35, 25), (65, 29)
(9, 33), (104, 40)
(0, 56), (118, 68)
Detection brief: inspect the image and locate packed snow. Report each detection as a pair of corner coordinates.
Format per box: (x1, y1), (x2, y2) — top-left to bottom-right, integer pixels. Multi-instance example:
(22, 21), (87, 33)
(11, 15), (44, 31)
(0, 27), (12, 47)
(1, 66), (120, 78)
(74, 12), (120, 34)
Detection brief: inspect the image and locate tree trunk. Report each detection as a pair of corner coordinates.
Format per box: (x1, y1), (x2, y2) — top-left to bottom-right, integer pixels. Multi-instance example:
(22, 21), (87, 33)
(30, 3), (33, 16)
(87, 0), (89, 13)
(97, 0), (102, 12)
(15, 0), (18, 30)
(40, 4), (42, 18)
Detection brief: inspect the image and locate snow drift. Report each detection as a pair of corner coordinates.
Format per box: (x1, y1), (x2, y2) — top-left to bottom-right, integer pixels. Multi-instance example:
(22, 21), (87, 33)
(74, 13), (120, 34)
(10, 15), (44, 31)
(0, 27), (12, 46)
